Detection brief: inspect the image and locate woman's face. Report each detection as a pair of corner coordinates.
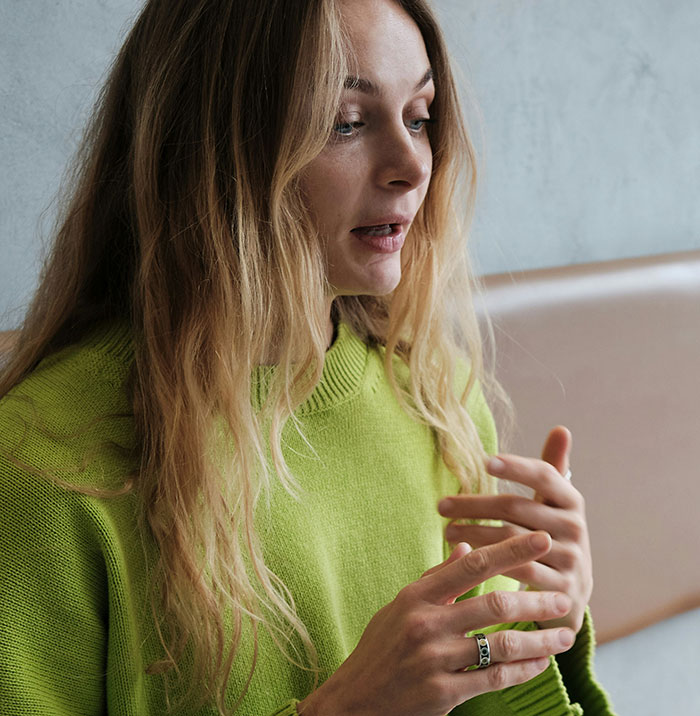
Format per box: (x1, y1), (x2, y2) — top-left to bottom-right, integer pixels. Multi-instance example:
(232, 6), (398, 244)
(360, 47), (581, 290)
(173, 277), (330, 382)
(301, 0), (434, 298)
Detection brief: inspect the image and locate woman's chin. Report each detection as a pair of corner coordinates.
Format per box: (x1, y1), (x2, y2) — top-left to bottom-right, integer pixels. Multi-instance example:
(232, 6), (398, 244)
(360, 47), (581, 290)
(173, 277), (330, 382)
(330, 255), (404, 297)
(334, 270), (402, 298)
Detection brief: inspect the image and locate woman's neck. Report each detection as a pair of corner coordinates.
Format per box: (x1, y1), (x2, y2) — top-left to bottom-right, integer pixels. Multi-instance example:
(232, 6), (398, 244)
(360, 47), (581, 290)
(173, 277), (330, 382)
(258, 303), (336, 365)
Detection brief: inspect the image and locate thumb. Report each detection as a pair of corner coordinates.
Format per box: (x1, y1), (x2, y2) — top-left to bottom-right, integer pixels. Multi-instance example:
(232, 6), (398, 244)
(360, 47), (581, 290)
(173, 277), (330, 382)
(421, 542), (472, 580)
(541, 425), (572, 476)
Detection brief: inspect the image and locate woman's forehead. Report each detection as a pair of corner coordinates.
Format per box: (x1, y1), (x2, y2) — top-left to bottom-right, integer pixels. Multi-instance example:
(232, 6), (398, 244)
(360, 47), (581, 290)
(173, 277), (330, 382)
(338, 0), (431, 89)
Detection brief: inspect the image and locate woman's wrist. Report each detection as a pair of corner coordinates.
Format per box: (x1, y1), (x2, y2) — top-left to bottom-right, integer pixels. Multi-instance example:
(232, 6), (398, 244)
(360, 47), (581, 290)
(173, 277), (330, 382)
(297, 681), (342, 716)
(296, 694), (316, 716)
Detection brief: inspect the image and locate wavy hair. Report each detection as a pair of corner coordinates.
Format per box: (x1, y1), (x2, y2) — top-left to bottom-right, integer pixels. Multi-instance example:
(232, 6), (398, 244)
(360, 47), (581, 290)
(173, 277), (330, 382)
(0, 0), (500, 712)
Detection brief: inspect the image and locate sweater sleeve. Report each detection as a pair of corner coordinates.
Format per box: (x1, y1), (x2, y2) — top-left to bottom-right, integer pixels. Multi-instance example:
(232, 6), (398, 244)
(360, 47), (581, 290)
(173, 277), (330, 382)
(0, 457), (108, 715)
(553, 608), (617, 715)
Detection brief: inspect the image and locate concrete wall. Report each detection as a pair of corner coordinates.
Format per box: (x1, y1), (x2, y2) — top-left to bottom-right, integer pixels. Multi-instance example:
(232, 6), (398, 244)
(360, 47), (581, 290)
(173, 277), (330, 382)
(437, 0), (700, 275)
(1, 1), (699, 327)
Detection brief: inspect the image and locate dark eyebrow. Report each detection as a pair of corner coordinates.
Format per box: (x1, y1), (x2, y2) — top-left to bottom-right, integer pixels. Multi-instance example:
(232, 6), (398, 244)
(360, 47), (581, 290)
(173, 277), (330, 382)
(415, 68), (434, 91)
(343, 68), (434, 96)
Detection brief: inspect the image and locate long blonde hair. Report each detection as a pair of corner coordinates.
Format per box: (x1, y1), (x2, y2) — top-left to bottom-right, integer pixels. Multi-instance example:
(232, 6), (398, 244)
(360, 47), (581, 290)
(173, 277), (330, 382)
(0, 0), (496, 711)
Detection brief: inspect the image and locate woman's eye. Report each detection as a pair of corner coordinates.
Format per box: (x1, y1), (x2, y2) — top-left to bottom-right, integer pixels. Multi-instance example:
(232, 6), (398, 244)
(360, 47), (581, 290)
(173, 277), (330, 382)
(407, 117), (433, 132)
(332, 121), (363, 137)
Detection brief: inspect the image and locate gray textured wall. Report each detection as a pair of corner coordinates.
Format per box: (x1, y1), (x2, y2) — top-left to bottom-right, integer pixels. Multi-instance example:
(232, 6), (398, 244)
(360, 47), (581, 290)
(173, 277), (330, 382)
(437, 0), (700, 275)
(1, 1), (699, 328)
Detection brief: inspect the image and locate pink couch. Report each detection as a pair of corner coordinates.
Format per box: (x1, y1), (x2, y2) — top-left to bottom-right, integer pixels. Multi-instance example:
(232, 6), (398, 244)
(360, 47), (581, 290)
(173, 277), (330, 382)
(481, 249), (700, 645)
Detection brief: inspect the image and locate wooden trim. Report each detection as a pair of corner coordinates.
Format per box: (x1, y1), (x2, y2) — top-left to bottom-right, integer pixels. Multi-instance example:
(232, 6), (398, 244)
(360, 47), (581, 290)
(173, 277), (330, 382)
(596, 594), (700, 644)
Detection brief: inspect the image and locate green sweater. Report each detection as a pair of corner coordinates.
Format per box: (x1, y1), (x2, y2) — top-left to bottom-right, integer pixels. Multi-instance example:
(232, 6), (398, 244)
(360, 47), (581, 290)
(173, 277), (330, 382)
(0, 322), (615, 715)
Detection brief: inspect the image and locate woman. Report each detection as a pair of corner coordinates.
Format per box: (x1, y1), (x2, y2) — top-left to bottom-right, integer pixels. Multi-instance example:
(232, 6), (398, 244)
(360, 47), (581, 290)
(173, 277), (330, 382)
(0, 0), (615, 714)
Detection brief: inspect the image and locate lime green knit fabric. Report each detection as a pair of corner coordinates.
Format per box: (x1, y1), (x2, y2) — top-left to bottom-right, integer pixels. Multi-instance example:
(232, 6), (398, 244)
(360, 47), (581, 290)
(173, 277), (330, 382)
(0, 322), (614, 715)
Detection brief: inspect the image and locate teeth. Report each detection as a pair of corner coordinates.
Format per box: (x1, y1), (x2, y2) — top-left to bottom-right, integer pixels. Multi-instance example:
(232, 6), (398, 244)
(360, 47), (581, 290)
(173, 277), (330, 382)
(358, 224), (393, 236)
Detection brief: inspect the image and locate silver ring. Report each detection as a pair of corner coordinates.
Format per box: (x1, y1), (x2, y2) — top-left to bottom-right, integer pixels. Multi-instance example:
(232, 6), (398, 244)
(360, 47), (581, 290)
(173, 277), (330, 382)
(474, 633), (491, 668)
(562, 469), (572, 482)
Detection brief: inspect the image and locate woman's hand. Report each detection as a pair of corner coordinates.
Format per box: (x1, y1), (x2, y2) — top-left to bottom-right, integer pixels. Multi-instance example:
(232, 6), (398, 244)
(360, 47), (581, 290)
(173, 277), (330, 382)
(297, 533), (576, 716)
(438, 426), (593, 633)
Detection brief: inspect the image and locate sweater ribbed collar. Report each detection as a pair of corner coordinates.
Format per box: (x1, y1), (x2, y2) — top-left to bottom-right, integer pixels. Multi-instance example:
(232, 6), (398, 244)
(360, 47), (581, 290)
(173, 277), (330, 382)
(299, 322), (369, 413)
(83, 320), (369, 415)
(252, 322), (369, 414)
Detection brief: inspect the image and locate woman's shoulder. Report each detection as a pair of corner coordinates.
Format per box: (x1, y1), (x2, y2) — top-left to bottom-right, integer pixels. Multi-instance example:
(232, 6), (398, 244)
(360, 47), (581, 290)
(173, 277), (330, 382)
(0, 321), (136, 495)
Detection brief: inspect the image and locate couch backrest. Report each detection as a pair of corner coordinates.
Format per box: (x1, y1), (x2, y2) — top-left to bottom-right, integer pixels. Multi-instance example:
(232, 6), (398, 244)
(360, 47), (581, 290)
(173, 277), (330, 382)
(482, 250), (700, 643)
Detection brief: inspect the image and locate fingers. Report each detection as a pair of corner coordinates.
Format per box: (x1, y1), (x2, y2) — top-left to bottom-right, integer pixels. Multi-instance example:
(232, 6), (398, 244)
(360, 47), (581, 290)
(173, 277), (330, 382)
(440, 495), (582, 539)
(444, 507), (587, 549)
(541, 425), (571, 476)
(452, 656), (552, 698)
(421, 542), (472, 580)
(442, 625), (575, 672)
(443, 589), (572, 636)
(484, 455), (582, 510)
(421, 544), (473, 605)
(445, 523), (527, 547)
(416, 532), (552, 605)
(499, 562), (569, 592)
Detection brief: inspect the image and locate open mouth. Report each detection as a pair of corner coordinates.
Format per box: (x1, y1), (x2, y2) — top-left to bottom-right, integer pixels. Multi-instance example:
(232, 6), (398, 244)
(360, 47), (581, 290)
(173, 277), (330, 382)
(349, 223), (405, 253)
(351, 223), (398, 236)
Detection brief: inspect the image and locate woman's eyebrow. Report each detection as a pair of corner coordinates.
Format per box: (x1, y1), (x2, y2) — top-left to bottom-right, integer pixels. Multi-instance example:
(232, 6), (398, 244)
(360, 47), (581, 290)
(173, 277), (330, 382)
(343, 67), (434, 96)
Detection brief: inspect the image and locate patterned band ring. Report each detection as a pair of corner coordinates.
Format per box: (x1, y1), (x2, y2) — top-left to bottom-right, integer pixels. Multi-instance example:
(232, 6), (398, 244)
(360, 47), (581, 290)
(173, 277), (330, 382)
(474, 633), (491, 668)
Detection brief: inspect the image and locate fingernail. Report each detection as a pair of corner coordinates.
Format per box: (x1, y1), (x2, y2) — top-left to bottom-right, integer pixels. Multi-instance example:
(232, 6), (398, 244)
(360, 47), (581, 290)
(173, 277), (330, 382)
(487, 457), (506, 475)
(438, 498), (453, 514)
(555, 593), (571, 614)
(529, 532), (550, 551)
(455, 542), (472, 556)
(558, 629), (575, 648)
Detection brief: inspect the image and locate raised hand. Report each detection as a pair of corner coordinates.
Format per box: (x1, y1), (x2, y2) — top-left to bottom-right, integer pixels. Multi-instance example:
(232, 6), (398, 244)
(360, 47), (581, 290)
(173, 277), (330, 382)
(438, 426), (593, 633)
(297, 533), (575, 716)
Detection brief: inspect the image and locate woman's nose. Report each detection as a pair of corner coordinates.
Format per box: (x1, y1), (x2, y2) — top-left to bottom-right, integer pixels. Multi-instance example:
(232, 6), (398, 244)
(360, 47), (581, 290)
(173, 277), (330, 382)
(374, 127), (432, 191)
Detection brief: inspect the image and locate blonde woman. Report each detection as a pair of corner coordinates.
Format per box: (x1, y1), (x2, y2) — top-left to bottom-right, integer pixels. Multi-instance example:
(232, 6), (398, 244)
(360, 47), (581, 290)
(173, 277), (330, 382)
(0, 0), (615, 714)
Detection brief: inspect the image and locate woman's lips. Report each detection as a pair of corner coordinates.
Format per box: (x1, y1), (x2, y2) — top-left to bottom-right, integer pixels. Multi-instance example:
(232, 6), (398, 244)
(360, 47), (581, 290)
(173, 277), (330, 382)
(350, 223), (405, 253)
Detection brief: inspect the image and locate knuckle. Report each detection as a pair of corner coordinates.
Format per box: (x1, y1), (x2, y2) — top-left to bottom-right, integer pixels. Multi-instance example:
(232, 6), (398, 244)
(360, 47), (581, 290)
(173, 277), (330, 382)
(403, 610), (434, 645)
(501, 524), (520, 540)
(519, 562), (538, 582)
(462, 547), (490, 576)
(565, 514), (586, 541)
(532, 656), (551, 675)
(499, 630), (520, 659)
(501, 495), (524, 523)
(540, 629), (560, 653)
(426, 676), (456, 710)
(558, 548), (578, 571)
(541, 463), (561, 489)
(559, 574), (576, 596)
(418, 642), (444, 667)
(487, 663), (510, 690)
(507, 531), (534, 562)
(396, 582), (419, 605)
(487, 591), (512, 621)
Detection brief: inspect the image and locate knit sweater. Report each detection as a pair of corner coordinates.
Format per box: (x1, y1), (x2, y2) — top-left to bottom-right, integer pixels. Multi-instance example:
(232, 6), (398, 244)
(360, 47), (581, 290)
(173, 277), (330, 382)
(0, 322), (615, 715)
